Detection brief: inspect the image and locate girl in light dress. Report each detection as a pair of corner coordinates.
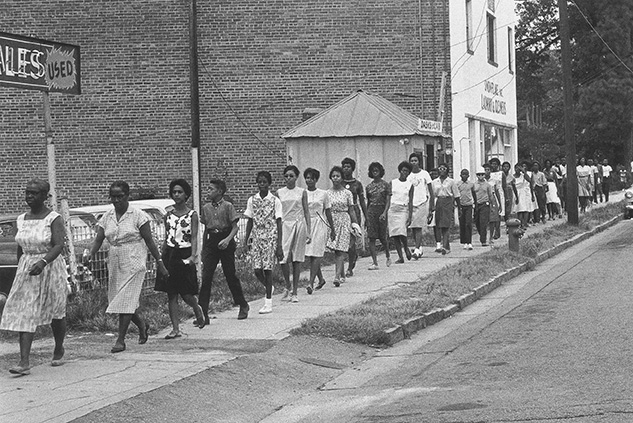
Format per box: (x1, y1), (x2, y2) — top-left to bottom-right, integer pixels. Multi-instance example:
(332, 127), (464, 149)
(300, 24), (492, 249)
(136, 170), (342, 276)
(303, 168), (335, 292)
(326, 166), (358, 287)
(276, 165), (311, 303)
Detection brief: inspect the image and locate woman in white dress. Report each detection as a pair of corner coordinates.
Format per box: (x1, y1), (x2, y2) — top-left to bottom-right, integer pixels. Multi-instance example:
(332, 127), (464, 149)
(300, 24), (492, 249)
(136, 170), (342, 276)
(513, 163), (535, 229)
(303, 168), (335, 293)
(577, 157), (593, 213)
(277, 166), (311, 303)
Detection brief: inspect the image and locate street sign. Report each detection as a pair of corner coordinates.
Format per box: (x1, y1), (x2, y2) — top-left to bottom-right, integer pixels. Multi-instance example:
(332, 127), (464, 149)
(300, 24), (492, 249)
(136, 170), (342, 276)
(0, 32), (80, 95)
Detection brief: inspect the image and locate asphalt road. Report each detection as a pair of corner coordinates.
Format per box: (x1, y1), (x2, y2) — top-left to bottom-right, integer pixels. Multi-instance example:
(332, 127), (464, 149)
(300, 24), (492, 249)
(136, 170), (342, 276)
(262, 220), (633, 423)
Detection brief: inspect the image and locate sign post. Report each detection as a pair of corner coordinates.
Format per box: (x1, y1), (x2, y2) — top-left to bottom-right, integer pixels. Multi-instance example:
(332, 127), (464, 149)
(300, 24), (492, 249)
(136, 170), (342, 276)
(0, 32), (81, 210)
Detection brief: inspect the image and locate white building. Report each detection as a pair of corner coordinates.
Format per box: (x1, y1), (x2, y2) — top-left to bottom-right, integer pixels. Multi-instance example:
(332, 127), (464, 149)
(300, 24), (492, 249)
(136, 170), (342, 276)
(449, 0), (518, 172)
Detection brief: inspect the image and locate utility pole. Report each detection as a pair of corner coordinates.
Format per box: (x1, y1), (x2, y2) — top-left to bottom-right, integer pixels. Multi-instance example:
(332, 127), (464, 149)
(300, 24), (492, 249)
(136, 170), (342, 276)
(190, 0), (201, 217)
(558, 0), (578, 224)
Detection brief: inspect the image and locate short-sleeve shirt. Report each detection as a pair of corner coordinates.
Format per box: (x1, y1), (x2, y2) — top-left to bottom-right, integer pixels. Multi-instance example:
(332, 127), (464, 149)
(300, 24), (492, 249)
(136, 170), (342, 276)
(602, 165), (613, 178)
(473, 180), (493, 204)
(244, 192), (283, 240)
(431, 177), (460, 198)
(407, 169), (432, 206)
(366, 180), (391, 207)
(98, 206), (149, 246)
(532, 171), (547, 187)
(201, 199), (238, 230)
(456, 180), (475, 206)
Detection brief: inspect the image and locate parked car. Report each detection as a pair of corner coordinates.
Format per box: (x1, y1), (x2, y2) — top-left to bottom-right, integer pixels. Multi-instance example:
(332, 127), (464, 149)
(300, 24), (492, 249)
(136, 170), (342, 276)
(0, 211), (100, 295)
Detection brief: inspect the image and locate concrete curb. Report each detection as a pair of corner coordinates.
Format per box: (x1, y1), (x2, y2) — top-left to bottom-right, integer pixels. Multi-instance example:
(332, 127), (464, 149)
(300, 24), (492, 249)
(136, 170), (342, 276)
(383, 214), (623, 346)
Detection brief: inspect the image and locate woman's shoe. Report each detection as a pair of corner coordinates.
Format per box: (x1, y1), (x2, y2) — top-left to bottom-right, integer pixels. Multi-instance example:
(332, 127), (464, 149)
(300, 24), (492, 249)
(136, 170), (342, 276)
(306, 286), (313, 295)
(405, 248), (412, 260)
(333, 279), (340, 287)
(139, 322), (150, 345)
(164, 331), (182, 340)
(52, 346), (65, 367)
(386, 257), (392, 267)
(315, 280), (326, 290)
(259, 298), (273, 314)
(368, 264), (379, 270)
(9, 365), (31, 376)
(111, 342), (126, 353)
(395, 258), (404, 264)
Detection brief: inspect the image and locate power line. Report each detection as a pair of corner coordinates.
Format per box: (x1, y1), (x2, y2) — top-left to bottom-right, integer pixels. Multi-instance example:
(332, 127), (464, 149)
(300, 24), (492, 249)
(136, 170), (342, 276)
(570, 0), (633, 76)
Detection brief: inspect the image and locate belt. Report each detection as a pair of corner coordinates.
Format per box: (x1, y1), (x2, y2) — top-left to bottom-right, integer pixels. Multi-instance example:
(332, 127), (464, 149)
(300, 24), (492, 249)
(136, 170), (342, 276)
(206, 227), (231, 233)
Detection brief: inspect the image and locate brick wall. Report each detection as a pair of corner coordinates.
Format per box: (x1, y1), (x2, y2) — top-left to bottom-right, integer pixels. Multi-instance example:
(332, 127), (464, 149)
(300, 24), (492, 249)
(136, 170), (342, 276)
(0, 0), (451, 214)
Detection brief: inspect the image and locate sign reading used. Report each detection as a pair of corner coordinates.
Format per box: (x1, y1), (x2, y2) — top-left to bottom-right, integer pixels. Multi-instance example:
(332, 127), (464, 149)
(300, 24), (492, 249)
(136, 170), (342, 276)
(0, 32), (80, 95)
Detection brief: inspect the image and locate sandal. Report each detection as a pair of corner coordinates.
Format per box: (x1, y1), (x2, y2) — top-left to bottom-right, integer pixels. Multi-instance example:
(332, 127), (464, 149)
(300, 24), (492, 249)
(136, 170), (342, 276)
(9, 366), (31, 376)
(164, 331), (182, 340)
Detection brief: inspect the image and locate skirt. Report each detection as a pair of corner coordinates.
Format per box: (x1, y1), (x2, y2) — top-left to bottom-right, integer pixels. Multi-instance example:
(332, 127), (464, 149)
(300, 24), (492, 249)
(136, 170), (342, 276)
(155, 246), (198, 295)
(280, 219), (307, 263)
(366, 204), (387, 239)
(409, 201), (429, 228)
(546, 182), (560, 204)
(305, 212), (329, 257)
(106, 242), (147, 314)
(0, 253), (68, 332)
(326, 211), (351, 252)
(435, 197), (455, 228)
(388, 203), (408, 237)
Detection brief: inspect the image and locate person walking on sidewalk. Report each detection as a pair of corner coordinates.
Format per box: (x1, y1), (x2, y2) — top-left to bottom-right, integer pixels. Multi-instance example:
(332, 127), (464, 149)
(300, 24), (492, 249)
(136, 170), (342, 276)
(513, 163), (534, 230)
(531, 161), (548, 224)
(386, 161), (414, 263)
(365, 162), (392, 270)
(407, 153), (434, 259)
(577, 157), (594, 213)
(457, 169), (476, 250)
(502, 161), (518, 222)
(601, 159), (613, 202)
(277, 165), (311, 303)
(156, 179), (206, 339)
(474, 168), (494, 247)
(341, 158), (366, 278)
(199, 179), (249, 323)
(244, 171), (284, 314)
(326, 166), (358, 287)
(487, 158), (506, 239)
(87, 181), (168, 354)
(430, 163), (460, 254)
(427, 168), (443, 252)
(304, 168), (335, 293)
(1, 179), (68, 376)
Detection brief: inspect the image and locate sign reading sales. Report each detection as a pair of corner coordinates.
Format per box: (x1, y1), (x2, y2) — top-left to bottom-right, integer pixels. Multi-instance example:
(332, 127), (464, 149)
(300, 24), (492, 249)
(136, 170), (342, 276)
(0, 32), (80, 95)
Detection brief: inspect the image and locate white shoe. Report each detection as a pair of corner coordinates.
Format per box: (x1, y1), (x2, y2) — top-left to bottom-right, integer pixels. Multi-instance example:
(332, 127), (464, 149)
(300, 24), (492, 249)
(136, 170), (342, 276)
(290, 294), (299, 303)
(467, 244), (473, 250)
(259, 299), (273, 314)
(368, 264), (379, 270)
(462, 244), (468, 250)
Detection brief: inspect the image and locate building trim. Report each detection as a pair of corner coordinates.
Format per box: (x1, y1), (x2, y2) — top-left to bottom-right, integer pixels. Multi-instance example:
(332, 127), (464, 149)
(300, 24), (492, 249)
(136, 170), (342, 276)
(464, 113), (517, 129)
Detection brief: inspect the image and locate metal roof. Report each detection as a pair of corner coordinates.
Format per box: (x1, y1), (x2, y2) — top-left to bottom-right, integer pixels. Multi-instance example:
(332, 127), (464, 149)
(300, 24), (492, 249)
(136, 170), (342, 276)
(282, 90), (447, 139)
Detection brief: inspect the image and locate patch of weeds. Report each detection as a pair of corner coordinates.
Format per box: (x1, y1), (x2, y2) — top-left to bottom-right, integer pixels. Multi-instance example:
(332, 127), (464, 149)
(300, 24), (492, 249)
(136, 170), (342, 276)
(292, 200), (624, 346)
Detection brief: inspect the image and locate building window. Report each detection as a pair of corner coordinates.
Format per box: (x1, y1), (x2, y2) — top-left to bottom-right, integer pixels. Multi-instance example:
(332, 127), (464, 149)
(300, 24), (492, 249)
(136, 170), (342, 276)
(508, 27), (514, 73)
(466, 0), (474, 53)
(487, 13), (497, 65)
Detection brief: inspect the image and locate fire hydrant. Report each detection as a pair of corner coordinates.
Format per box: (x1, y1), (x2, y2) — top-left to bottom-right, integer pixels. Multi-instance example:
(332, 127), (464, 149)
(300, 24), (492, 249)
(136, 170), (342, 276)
(506, 218), (523, 252)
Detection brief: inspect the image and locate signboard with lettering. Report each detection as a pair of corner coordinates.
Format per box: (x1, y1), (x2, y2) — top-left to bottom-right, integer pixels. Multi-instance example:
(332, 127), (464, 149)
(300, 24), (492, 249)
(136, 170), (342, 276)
(418, 119), (443, 133)
(481, 79), (506, 115)
(0, 32), (80, 95)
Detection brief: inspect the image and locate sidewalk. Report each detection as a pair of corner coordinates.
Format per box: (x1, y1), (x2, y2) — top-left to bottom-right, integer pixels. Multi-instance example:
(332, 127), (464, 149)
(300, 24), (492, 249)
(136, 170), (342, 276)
(0, 192), (624, 423)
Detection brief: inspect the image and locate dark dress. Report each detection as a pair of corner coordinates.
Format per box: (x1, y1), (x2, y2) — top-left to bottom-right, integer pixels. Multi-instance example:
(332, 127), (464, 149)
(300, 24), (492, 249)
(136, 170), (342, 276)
(155, 210), (198, 295)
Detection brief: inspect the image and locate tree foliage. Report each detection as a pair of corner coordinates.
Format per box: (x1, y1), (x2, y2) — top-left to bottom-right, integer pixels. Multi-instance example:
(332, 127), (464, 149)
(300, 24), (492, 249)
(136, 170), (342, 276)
(516, 0), (633, 166)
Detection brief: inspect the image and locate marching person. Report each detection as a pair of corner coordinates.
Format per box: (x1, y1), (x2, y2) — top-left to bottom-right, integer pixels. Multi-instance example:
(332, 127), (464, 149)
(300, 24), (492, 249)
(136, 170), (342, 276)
(407, 153), (434, 259)
(87, 181), (168, 353)
(340, 158), (366, 278)
(1, 179), (68, 375)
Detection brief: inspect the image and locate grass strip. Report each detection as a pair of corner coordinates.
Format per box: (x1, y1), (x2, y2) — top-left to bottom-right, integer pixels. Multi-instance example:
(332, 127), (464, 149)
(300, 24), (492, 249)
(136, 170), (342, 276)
(291, 202), (625, 346)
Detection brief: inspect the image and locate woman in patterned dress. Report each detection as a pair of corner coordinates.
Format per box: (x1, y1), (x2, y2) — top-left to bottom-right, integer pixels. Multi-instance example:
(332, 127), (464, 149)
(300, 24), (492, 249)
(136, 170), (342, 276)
(244, 171), (284, 314)
(304, 168), (335, 293)
(277, 165), (311, 303)
(326, 166), (358, 286)
(365, 162), (392, 269)
(156, 179), (205, 339)
(86, 181), (168, 353)
(1, 179), (68, 376)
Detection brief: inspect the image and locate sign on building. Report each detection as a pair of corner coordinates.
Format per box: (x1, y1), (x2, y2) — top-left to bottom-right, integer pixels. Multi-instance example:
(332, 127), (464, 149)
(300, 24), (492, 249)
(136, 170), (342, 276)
(0, 32), (81, 95)
(418, 119), (443, 133)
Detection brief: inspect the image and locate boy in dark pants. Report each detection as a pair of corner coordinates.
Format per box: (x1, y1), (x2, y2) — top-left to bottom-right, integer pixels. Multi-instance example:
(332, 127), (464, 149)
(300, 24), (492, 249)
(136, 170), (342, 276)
(199, 179), (249, 322)
(474, 167), (494, 247)
(457, 169), (476, 250)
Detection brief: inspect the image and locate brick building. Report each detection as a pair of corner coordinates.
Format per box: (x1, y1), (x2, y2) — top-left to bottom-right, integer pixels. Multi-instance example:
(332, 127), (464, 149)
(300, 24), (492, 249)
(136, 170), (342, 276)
(0, 0), (515, 214)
